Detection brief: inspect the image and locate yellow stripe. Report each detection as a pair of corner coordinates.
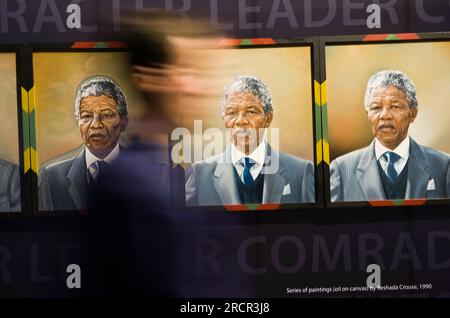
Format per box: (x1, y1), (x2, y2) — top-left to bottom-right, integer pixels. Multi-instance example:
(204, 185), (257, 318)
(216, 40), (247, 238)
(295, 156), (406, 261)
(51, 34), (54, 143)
(323, 140), (330, 165)
(21, 87), (28, 112)
(316, 139), (323, 165)
(23, 148), (30, 173)
(28, 86), (36, 112)
(314, 80), (321, 106)
(321, 81), (327, 106)
(31, 148), (39, 174)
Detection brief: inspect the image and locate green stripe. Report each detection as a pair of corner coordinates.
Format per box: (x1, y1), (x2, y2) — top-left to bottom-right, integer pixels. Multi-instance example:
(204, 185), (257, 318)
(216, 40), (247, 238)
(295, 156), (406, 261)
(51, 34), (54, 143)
(22, 109), (30, 150)
(386, 34), (399, 41)
(314, 103), (322, 142)
(240, 39), (252, 46)
(245, 204), (260, 211)
(322, 103), (329, 142)
(29, 109), (37, 149)
(94, 42), (108, 48)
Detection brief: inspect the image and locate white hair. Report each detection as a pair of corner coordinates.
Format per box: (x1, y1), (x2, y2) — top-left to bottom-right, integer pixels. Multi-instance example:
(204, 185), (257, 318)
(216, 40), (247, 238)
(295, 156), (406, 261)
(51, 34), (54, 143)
(220, 76), (273, 116)
(74, 75), (128, 120)
(364, 70), (418, 110)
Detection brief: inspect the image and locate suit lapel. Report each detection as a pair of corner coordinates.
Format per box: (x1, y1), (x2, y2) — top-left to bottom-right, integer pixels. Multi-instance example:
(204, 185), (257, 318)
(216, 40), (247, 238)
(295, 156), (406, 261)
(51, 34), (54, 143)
(67, 150), (89, 210)
(405, 138), (430, 199)
(213, 144), (287, 204)
(213, 148), (241, 205)
(357, 140), (386, 200)
(0, 161), (9, 210)
(262, 146), (286, 204)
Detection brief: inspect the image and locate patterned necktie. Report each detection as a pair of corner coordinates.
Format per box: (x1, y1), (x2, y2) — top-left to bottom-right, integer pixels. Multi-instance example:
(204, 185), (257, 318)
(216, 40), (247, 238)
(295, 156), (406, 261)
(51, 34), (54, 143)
(240, 157), (256, 186)
(382, 151), (401, 182)
(89, 160), (109, 183)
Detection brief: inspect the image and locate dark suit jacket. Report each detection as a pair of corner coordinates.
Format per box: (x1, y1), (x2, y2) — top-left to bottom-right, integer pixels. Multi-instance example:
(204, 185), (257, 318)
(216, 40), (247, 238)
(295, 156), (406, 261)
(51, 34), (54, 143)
(330, 138), (450, 202)
(185, 145), (315, 206)
(87, 142), (258, 297)
(0, 159), (21, 212)
(38, 150), (90, 211)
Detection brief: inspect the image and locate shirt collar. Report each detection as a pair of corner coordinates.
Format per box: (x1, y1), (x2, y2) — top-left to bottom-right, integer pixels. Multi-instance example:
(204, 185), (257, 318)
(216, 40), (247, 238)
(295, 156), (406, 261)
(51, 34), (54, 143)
(231, 141), (266, 167)
(375, 136), (410, 161)
(85, 143), (120, 169)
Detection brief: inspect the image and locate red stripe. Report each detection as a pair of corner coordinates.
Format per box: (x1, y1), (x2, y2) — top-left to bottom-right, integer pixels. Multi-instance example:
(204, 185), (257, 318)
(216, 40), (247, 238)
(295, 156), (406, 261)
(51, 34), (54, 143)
(256, 204), (281, 210)
(224, 204), (248, 211)
(219, 38), (277, 47)
(402, 199), (427, 206)
(71, 42), (96, 48)
(395, 33), (420, 40)
(369, 200), (396, 207)
(224, 203), (280, 211)
(369, 199), (427, 207)
(248, 38), (276, 45)
(362, 34), (388, 41)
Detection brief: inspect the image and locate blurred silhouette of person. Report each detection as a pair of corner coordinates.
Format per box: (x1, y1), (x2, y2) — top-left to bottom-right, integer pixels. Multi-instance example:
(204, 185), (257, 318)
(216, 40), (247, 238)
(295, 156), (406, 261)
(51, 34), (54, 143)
(38, 76), (129, 211)
(330, 70), (450, 202)
(185, 75), (315, 206)
(86, 10), (256, 298)
(0, 159), (20, 212)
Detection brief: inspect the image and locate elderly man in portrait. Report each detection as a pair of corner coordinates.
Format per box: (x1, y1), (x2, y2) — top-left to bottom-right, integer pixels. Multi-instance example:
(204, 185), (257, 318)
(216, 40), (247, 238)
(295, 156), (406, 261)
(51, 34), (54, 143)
(39, 75), (129, 210)
(330, 70), (450, 202)
(0, 159), (20, 212)
(185, 75), (315, 206)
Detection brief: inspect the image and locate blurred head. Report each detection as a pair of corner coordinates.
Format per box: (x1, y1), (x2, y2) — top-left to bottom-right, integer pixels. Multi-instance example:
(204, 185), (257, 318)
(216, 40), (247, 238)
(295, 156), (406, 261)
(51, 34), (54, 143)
(123, 11), (223, 130)
(221, 76), (273, 154)
(365, 70), (418, 150)
(74, 76), (129, 158)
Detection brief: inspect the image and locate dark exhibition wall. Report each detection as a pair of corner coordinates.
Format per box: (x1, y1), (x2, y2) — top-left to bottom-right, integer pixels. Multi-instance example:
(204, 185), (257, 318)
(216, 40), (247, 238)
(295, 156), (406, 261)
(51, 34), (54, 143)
(0, 0), (450, 298)
(0, 0), (449, 41)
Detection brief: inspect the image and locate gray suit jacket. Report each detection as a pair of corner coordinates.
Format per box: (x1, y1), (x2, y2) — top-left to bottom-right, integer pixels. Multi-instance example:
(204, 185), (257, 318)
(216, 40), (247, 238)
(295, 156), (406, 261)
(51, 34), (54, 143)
(330, 138), (450, 202)
(0, 159), (21, 212)
(185, 145), (315, 206)
(39, 150), (90, 211)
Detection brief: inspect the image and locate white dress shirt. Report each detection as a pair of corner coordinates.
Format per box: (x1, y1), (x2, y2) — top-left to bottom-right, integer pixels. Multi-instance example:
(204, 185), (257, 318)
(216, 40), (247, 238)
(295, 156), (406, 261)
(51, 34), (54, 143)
(231, 142), (266, 183)
(375, 136), (410, 176)
(86, 144), (120, 181)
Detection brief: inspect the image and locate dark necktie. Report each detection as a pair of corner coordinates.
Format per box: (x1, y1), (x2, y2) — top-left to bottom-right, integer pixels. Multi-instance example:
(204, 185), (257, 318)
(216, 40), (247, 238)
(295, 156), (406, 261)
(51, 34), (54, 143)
(90, 160), (110, 184)
(240, 157), (255, 186)
(382, 151), (401, 182)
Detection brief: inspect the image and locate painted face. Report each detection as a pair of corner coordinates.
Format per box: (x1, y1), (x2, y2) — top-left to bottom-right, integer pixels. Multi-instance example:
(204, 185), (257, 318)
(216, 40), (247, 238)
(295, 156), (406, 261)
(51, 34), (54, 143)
(367, 85), (417, 150)
(78, 95), (128, 158)
(223, 92), (273, 154)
